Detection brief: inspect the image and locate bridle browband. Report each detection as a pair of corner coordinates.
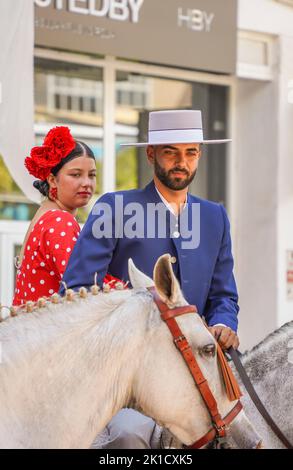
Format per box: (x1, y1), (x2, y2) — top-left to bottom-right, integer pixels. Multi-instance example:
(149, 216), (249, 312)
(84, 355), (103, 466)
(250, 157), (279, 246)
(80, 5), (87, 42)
(148, 287), (242, 449)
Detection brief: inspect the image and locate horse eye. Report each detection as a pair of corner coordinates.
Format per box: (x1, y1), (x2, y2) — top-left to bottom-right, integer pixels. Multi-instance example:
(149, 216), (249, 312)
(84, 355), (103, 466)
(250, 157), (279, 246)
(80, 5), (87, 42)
(200, 343), (216, 358)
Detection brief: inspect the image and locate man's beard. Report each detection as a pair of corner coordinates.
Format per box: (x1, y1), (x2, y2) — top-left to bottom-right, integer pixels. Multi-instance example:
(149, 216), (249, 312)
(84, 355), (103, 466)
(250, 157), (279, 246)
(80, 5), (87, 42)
(154, 158), (196, 190)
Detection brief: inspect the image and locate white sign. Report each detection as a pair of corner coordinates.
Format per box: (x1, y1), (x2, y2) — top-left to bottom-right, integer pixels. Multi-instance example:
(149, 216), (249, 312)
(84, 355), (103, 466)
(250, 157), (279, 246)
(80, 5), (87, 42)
(35, 0), (237, 74)
(34, 0), (145, 23)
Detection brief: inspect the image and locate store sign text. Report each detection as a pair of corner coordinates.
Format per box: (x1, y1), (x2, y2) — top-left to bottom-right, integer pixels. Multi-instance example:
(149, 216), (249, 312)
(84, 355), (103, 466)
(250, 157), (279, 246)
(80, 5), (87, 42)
(34, 0), (145, 23)
(178, 7), (215, 32)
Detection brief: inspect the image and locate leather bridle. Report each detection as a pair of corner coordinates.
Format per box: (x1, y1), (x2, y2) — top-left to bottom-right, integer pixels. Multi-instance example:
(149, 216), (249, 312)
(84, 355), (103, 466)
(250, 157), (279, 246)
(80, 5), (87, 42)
(148, 287), (242, 449)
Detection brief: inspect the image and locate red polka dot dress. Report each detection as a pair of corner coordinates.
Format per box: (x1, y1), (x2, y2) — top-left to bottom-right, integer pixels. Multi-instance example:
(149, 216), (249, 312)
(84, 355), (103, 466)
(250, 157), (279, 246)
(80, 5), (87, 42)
(13, 210), (81, 306)
(13, 209), (126, 306)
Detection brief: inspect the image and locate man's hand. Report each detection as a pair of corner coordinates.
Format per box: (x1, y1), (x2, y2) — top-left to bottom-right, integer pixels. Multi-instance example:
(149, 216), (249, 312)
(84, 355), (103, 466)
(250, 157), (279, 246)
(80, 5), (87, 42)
(209, 325), (239, 350)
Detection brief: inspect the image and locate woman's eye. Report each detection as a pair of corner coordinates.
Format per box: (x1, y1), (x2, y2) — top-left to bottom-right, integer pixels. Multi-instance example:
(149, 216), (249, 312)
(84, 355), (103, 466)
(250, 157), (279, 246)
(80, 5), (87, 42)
(71, 174), (80, 177)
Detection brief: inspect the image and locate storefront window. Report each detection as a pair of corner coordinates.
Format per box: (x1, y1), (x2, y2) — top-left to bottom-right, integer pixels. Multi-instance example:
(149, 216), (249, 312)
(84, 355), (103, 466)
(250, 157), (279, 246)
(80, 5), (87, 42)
(115, 71), (228, 205)
(1, 58), (229, 224)
(1, 58), (105, 222)
(35, 57), (104, 203)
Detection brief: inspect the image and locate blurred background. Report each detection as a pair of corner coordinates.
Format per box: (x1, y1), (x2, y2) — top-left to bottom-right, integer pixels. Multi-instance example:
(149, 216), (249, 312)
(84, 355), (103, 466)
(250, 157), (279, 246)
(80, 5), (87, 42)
(0, 0), (292, 350)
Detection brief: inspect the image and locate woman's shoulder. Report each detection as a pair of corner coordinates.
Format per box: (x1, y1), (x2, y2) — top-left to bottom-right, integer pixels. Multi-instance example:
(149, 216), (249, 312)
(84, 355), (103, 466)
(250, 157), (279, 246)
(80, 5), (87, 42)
(37, 209), (79, 229)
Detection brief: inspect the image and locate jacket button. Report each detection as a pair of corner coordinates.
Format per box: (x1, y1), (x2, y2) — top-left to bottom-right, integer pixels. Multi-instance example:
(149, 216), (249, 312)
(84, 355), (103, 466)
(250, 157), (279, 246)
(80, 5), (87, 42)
(170, 256), (177, 264)
(173, 231), (180, 238)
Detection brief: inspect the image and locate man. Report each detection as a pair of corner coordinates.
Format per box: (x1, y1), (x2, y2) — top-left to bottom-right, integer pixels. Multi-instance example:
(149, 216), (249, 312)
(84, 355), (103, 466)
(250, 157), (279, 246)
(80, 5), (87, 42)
(61, 109), (240, 447)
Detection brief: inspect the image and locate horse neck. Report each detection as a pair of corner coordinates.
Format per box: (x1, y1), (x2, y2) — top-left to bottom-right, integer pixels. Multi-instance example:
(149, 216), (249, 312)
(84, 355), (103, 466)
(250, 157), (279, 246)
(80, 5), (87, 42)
(0, 291), (147, 448)
(241, 321), (293, 383)
(231, 322), (293, 448)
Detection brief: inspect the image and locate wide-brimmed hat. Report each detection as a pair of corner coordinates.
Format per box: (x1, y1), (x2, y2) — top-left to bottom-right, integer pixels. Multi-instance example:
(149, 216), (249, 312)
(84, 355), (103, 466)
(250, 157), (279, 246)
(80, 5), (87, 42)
(120, 109), (231, 147)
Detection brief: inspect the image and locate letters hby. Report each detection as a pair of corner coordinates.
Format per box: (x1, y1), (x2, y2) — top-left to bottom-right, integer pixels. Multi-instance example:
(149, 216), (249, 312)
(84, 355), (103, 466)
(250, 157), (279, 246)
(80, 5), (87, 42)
(178, 7), (215, 32)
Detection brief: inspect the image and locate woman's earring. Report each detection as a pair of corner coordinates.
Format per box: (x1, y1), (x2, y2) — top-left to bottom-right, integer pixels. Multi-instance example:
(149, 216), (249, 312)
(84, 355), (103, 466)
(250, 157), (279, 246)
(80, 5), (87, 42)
(49, 187), (58, 200)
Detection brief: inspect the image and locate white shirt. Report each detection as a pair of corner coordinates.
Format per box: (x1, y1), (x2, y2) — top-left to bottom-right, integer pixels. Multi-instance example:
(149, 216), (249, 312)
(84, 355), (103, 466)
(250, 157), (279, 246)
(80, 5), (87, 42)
(155, 186), (186, 217)
(154, 184), (228, 330)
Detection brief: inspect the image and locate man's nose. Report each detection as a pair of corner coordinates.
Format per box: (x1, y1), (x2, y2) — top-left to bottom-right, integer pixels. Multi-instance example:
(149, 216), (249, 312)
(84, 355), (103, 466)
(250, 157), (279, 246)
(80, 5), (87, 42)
(174, 152), (186, 163)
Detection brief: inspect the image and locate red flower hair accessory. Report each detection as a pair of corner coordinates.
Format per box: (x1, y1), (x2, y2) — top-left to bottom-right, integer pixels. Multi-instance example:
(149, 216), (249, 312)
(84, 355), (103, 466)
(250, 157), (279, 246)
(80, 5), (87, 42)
(25, 126), (75, 180)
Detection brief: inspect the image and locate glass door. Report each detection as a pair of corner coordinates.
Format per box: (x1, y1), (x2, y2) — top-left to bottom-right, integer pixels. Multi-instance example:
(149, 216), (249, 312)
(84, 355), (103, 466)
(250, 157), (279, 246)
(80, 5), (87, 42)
(34, 57), (104, 218)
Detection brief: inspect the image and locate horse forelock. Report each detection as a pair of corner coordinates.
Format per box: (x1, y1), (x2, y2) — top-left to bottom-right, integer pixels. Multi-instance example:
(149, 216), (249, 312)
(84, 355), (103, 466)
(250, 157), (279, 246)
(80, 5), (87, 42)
(241, 321), (293, 382)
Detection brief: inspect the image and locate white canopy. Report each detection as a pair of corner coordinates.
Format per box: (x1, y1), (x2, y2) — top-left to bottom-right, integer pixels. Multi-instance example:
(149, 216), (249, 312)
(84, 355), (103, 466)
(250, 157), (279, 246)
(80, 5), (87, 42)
(0, 0), (40, 204)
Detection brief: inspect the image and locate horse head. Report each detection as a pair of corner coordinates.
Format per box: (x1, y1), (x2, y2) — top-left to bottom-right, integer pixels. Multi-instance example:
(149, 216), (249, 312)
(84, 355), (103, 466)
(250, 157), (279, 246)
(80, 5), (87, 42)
(128, 253), (242, 447)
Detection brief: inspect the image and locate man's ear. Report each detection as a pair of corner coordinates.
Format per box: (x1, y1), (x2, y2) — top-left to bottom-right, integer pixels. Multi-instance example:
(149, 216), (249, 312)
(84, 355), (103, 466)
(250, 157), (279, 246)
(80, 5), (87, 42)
(146, 145), (155, 165)
(198, 144), (203, 160)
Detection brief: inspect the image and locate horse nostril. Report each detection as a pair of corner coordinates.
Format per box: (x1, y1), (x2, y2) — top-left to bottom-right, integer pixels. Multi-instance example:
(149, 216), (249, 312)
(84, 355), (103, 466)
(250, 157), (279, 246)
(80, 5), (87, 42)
(200, 343), (216, 358)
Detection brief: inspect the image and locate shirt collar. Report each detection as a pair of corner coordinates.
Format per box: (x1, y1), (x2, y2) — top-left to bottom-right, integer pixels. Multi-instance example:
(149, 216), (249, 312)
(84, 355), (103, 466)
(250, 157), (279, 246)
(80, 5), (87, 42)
(155, 185), (187, 216)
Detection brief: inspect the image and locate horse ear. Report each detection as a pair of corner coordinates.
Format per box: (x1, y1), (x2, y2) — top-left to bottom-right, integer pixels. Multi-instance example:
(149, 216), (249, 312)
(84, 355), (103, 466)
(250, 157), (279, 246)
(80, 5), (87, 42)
(153, 254), (185, 307)
(128, 258), (154, 289)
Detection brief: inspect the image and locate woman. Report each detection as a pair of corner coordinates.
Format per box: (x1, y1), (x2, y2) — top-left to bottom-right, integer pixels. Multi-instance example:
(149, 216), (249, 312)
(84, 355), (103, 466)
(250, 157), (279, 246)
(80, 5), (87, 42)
(13, 126), (122, 306)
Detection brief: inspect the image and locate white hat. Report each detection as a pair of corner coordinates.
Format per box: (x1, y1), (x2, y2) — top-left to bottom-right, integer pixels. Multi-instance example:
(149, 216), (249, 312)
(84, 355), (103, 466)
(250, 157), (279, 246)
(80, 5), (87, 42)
(120, 109), (231, 147)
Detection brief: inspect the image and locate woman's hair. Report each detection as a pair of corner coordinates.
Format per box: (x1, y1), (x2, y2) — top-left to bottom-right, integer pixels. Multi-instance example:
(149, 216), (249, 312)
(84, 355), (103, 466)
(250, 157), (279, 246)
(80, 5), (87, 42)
(33, 141), (95, 197)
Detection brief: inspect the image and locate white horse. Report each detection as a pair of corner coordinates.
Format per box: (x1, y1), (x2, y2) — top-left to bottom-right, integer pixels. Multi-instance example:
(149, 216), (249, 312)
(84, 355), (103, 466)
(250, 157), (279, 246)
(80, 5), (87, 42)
(0, 254), (260, 449)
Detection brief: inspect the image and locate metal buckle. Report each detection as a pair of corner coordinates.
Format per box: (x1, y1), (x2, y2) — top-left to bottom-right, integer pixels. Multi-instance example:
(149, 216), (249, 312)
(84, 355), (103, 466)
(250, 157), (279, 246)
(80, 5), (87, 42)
(213, 423), (227, 435)
(174, 335), (186, 345)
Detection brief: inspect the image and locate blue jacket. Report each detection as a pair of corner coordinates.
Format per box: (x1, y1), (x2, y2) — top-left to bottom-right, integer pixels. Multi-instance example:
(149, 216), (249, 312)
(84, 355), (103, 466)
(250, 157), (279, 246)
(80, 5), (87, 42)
(61, 181), (239, 331)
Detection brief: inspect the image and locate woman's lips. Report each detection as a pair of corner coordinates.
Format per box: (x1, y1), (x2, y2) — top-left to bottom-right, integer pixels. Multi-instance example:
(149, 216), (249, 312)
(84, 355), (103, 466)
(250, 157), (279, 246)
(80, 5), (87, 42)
(77, 192), (92, 196)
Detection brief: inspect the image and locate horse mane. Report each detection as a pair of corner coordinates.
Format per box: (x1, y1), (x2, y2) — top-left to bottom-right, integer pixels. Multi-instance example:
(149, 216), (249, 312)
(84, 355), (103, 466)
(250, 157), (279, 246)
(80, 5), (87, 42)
(241, 320), (293, 382)
(0, 281), (126, 322)
(0, 287), (145, 364)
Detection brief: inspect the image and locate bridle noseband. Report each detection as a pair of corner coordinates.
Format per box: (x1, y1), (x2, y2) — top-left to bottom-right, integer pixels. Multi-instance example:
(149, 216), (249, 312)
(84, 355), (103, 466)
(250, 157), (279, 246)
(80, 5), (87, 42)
(148, 286), (242, 449)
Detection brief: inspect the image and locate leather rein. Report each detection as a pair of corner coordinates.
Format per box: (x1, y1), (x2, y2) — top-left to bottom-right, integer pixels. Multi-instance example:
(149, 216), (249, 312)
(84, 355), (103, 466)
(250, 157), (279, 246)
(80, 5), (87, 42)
(227, 347), (293, 449)
(148, 287), (242, 449)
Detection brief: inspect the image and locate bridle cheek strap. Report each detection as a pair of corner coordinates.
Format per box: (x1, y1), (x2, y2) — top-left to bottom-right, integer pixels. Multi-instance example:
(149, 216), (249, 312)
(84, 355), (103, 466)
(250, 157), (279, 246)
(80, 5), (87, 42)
(148, 286), (243, 448)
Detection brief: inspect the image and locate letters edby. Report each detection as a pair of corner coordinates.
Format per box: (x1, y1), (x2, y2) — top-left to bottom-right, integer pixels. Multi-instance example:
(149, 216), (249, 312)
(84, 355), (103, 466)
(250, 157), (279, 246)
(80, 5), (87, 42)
(34, 0), (145, 23)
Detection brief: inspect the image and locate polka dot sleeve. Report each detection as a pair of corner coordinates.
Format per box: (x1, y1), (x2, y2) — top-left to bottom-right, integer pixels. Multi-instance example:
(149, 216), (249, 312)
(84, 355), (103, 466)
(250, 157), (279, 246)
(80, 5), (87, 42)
(41, 212), (80, 282)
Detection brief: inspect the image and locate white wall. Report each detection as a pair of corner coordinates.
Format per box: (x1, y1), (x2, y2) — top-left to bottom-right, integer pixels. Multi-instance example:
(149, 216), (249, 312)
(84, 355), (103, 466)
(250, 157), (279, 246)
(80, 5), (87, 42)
(234, 78), (279, 350)
(238, 0), (293, 37)
(277, 35), (293, 326)
(235, 0), (293, 350)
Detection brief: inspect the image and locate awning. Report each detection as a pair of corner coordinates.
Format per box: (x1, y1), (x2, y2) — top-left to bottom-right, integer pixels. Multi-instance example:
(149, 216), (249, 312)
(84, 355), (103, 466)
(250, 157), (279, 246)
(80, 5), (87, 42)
(0, 0), (40, 204)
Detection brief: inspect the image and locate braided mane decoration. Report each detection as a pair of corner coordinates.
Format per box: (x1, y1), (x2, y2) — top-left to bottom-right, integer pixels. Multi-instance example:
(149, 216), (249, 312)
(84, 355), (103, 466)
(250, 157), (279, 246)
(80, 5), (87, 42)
(0, 279), (126, 323)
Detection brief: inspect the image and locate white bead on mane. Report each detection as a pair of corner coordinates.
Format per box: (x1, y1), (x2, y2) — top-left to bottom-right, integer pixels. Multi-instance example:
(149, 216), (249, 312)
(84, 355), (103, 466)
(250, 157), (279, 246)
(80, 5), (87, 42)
(0, 280), (125, 322)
